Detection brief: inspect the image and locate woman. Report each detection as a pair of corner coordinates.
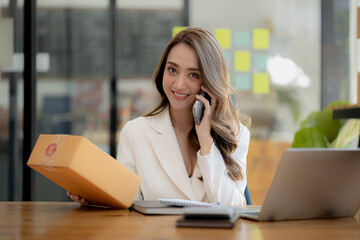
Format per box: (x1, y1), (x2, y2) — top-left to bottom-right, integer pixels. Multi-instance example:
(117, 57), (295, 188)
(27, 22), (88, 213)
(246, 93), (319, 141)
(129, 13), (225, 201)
(69, 27), (250, 206)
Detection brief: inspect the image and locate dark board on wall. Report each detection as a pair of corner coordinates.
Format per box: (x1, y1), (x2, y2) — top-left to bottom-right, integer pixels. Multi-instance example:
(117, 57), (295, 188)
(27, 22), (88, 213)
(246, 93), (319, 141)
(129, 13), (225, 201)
(28, 8), (183, 77)
(117, 10), (181, 77)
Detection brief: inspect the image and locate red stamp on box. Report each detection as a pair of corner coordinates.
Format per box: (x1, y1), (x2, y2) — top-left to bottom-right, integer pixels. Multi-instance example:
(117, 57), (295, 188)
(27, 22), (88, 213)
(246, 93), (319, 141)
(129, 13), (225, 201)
(45, 143), (57, 157)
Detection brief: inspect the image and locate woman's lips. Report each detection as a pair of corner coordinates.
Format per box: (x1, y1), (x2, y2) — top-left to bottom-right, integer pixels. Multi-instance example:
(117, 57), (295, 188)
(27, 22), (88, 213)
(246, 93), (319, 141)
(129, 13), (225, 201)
(172, 90), (190, 100)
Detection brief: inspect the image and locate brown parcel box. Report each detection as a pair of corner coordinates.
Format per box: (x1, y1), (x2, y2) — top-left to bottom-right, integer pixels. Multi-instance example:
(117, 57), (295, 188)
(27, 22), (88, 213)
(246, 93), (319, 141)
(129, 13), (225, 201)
(27, 134), (141, 208)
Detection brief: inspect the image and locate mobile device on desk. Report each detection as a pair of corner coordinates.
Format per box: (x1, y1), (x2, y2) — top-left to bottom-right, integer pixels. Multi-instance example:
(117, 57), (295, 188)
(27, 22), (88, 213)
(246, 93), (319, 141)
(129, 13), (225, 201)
(177, 207), (241, 228)
(176, 206), (260, 228)
(193, 91), (211, 125)
(183, 206), (258, 217)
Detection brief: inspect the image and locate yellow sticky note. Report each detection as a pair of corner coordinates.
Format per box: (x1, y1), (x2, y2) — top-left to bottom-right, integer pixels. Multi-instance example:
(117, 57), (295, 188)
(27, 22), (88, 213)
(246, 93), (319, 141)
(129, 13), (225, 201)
(215, 28), (231, 49)
(172, 26), (187, 37)
(234, 51), (251, 72)
(253, 73), (270, 94)
(253, 28), (269, 50)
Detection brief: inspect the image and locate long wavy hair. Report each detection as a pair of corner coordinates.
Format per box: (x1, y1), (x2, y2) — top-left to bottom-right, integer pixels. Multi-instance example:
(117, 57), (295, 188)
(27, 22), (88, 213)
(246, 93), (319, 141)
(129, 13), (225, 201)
(145, 27), (243, 181)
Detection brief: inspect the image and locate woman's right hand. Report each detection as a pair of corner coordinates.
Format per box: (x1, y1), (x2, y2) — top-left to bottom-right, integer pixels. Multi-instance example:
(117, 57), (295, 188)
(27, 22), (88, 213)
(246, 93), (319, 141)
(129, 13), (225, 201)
(67, 191), (89, 205)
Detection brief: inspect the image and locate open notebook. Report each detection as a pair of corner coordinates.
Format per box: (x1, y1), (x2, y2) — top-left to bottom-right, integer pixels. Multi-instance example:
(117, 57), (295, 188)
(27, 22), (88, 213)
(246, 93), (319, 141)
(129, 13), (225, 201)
(131, 199), (218, 215)
(131, 199), (255, 217)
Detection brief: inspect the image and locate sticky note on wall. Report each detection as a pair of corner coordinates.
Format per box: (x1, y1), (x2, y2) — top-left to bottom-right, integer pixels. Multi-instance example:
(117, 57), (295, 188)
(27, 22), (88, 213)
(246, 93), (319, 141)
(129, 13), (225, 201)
(234, 31), (251, 47)
(172, 26), (187, 37)
(253, 28), (269, 50)
(234, 73), (251, 90)
(215, 28), (231, 49)
(234, 51), (251, 72)
(253, 54), (267, 71)
(253, 73), (270, 94)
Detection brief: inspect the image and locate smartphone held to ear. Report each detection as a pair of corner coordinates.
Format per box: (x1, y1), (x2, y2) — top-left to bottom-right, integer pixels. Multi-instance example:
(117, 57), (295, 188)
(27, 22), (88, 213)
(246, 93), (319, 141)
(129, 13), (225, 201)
(192, 91), (211, 125)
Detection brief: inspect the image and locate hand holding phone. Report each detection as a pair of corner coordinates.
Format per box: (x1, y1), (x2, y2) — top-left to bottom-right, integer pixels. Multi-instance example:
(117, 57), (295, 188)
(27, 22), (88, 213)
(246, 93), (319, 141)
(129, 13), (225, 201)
(192, 91), (211, 125)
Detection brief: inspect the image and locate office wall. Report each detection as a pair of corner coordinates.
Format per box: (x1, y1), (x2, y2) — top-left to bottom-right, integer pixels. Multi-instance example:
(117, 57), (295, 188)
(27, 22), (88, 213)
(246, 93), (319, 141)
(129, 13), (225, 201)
(189, 0), (321, 204)
(190, 0), (321, 140)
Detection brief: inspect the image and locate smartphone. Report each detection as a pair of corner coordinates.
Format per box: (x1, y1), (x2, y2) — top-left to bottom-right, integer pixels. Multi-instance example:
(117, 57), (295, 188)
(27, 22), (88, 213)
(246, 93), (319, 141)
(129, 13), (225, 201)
(192, 91), (211, 125)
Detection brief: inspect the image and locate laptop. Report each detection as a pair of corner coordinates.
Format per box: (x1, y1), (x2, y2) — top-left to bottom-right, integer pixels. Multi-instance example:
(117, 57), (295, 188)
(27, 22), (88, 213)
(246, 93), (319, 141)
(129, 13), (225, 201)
(240, 148), (360, 221)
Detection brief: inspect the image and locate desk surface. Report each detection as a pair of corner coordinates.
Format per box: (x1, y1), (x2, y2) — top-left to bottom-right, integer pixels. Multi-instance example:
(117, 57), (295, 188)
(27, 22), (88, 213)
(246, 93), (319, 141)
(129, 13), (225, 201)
(1, 202), (359, 240)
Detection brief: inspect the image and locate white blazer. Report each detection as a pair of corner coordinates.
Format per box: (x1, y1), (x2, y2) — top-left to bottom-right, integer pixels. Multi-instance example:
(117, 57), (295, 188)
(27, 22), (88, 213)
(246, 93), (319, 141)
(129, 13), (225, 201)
(116, 107), (250, 206)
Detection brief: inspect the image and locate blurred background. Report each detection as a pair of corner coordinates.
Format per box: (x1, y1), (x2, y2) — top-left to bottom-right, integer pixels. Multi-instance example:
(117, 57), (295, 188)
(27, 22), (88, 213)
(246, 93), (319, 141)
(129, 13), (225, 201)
(0, 0), (358, 205)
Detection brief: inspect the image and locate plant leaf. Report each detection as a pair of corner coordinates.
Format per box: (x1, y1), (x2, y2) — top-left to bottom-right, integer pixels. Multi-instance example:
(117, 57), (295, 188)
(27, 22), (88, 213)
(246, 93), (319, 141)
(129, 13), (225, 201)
(300, 112), (317, 129)
(315, 108), (344, 143)
(292, 127), (327, 148)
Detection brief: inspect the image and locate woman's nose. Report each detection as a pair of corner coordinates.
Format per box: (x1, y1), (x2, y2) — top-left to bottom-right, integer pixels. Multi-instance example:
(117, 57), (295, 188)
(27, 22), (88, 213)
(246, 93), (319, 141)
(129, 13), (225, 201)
(174, 74), (186, 89)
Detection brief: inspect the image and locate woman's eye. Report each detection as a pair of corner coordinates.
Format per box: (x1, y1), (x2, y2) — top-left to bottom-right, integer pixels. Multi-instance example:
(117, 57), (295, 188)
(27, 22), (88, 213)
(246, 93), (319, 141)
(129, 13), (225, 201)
(168, 67), (177, 74)
(189, 72), (200, 79)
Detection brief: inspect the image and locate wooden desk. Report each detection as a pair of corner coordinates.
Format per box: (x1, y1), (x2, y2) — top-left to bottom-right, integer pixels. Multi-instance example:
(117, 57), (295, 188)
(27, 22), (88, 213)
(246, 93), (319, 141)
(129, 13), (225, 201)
(1, 202), (359, 240)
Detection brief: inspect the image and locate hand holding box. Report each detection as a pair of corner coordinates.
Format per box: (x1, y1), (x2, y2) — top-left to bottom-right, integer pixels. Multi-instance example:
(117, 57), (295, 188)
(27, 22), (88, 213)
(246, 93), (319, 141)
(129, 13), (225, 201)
(27, 134), (141, 208)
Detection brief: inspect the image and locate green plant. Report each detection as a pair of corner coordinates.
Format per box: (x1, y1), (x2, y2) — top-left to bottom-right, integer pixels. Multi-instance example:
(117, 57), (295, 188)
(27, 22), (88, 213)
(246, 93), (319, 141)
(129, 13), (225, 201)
(292, 100), (349, 148)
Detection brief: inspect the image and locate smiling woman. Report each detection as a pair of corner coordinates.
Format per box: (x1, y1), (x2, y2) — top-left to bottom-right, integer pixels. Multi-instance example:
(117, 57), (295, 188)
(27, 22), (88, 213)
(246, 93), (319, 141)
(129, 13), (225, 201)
(162, 43), (203, 113)
(69, 27), (251, 207)
(147, 28), (246, 181)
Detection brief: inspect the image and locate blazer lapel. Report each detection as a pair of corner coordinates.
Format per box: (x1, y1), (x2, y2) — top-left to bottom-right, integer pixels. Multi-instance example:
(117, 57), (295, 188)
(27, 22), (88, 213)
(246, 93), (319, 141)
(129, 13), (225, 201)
(191, 164), (206, 202)
(147, 107), (196, 200)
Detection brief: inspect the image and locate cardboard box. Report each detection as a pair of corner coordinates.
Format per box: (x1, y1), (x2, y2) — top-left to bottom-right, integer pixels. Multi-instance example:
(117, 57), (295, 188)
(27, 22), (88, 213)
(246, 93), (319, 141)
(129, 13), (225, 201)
(27, 134), (141, 208)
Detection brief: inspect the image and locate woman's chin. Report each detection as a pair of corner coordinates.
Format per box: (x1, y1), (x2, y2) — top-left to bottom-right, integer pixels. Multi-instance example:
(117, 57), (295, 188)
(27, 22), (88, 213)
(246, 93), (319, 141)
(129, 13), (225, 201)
(169, 103), (192, 112)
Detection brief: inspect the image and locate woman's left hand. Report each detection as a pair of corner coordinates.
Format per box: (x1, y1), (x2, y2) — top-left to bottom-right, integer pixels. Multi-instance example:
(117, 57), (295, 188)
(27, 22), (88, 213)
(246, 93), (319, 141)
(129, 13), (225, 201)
(195, 86), (216, 156)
